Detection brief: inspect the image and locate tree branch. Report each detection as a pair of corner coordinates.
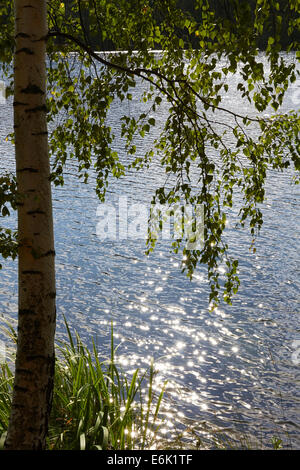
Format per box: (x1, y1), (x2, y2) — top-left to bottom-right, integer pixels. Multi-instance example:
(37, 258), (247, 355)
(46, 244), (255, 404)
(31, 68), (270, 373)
(47, 30), (263, 125)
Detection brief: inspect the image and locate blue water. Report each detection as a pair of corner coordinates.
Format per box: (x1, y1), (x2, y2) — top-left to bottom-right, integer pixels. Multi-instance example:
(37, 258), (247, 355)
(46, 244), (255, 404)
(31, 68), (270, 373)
(0, 53), (299, 448)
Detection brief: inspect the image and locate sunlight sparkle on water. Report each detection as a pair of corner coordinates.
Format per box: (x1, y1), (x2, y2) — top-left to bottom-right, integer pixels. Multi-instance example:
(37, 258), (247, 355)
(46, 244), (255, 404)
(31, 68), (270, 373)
(155, 286), (163, 292)
(150, 314), (159, 321)
(217, 265), (226, 274)
(139, 324), (150, 331)
(209, 337), (218, 346)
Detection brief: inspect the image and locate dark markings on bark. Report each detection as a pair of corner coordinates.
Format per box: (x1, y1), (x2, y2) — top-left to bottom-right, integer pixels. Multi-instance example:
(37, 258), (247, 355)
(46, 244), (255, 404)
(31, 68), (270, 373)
(22, 270), (43, 275)
(21, 84), (44, 95)
(15, 32), (30, 39)
(17, 167), (38, 173)
(41, 250), (56, 258)
(16, 47), (34, 55)
(27, 209), (46, 215)
(13, 385), (28, 393)
(13, 101), (29, 107)
(25, 105), (47, 114)
(31, 131), (48, 136)
(19, 309), (36, 316)
(48, 291), (56, 299)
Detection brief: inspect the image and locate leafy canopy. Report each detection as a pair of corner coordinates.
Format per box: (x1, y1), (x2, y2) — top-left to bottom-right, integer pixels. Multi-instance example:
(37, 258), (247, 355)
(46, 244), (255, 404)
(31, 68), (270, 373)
(0, 0), (299, 307)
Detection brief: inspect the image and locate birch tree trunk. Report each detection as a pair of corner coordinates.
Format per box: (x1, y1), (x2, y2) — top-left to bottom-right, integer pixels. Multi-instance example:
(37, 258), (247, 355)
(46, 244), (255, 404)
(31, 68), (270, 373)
(4, 0), (56, 450)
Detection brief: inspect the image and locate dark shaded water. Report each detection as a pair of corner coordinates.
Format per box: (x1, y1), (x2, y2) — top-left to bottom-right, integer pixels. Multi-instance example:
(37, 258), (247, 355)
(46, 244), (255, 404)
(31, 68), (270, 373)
(0, 53), (299, 448)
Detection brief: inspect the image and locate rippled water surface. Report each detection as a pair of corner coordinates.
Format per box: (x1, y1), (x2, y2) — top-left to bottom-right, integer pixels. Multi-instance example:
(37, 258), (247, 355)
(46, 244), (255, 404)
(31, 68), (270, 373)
(0, 53), (299, 448)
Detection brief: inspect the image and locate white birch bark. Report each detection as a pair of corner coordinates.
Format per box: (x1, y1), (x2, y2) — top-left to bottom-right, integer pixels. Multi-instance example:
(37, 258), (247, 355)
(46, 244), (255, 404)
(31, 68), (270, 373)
(5, 0), (56, 450)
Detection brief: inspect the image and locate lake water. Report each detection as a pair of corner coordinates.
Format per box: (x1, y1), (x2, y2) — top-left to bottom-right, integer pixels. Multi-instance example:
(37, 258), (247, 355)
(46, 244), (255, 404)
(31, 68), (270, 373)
(0, 53), (299, 448)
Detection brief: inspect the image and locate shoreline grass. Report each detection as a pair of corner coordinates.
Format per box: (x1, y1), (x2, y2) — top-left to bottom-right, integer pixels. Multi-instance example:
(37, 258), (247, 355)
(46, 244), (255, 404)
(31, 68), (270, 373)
(0, 320), (167, 450)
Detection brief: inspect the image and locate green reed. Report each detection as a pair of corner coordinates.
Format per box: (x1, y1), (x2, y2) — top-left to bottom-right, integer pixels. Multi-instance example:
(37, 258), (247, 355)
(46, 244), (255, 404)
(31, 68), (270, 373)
(0, 319), (167, 450)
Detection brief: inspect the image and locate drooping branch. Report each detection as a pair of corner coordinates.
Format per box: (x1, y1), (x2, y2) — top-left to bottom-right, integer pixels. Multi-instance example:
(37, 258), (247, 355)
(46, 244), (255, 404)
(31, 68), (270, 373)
(47, 30), (263, 125)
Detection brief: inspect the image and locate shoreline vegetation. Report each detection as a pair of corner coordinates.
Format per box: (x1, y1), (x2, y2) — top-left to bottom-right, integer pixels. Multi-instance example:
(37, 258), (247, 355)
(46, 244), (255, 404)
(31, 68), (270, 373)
(1, 1), (298, 53)
(59, 0), (298, 52)
(0, 320), (291, 451)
